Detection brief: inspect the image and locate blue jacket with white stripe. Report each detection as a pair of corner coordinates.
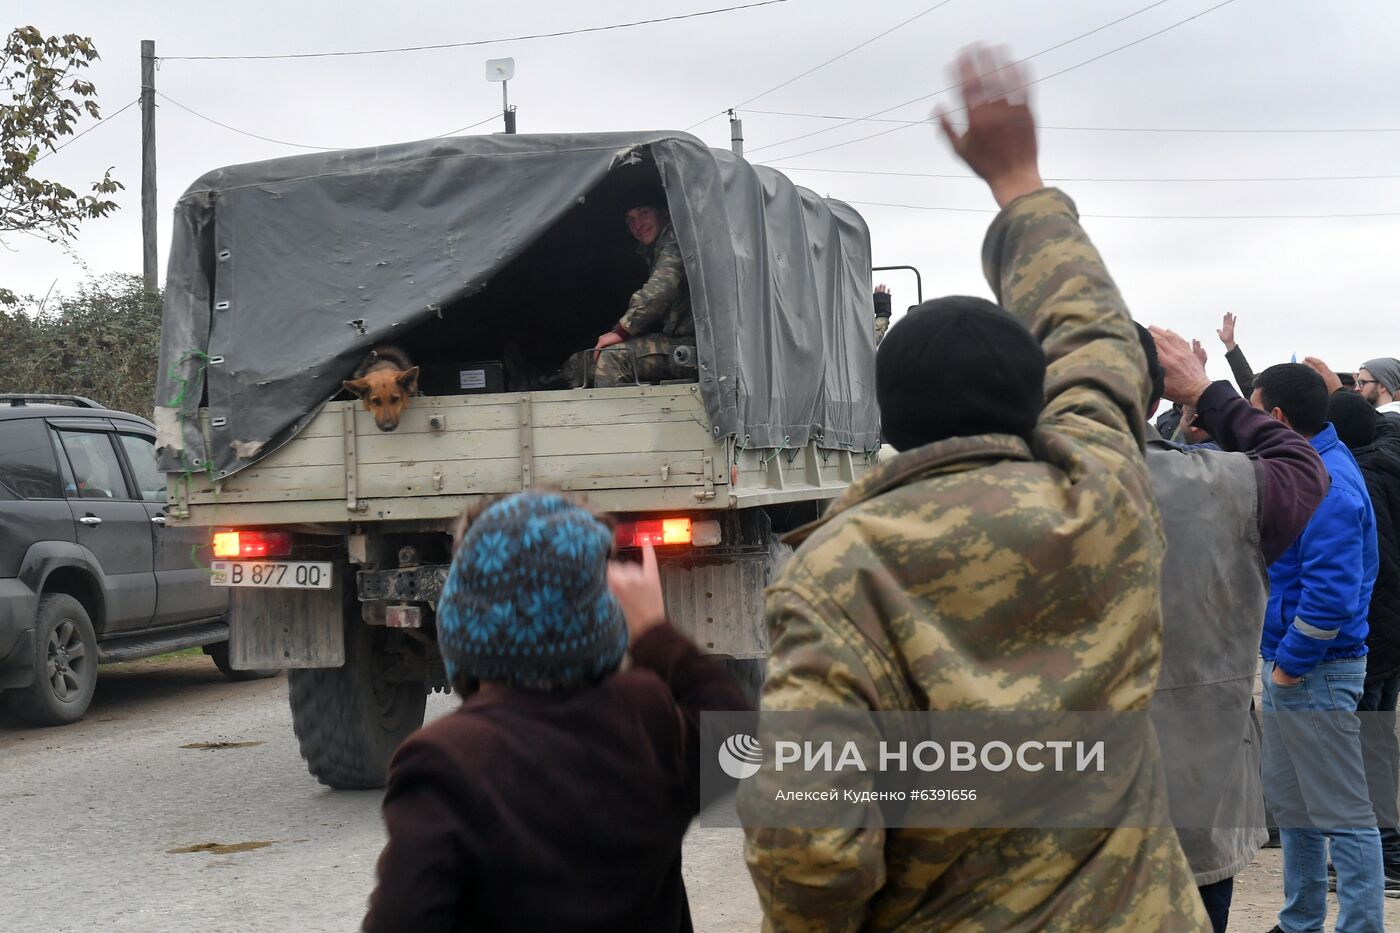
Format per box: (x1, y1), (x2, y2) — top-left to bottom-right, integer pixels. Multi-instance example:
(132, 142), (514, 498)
(1262, 423), (1379, 676)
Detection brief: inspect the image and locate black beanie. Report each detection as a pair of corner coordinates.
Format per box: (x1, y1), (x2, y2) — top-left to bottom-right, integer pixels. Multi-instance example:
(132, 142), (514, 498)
(877, 296), (1046, 451)
(1329, 390), (1378, 451)
(620, 183), (667, 214)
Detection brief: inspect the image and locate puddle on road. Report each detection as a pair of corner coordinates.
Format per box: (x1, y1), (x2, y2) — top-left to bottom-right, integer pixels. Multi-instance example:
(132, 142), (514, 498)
(179, 741), (264, 750)
(168, 840), (277, 855)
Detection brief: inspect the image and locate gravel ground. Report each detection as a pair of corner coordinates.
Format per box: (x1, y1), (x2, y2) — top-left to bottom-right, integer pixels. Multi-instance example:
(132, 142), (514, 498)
(1, 654), (1395, 931)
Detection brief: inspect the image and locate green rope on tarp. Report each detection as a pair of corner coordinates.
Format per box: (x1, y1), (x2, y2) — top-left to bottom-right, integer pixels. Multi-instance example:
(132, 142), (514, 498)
(166, 348), (210, 413)
(165, 349), (220, 573)
(172, 447), (222, 575)
(759, 436), (791, 466)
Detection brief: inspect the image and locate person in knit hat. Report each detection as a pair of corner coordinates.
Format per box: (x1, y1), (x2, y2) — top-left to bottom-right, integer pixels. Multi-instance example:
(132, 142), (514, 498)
(364, 491), (750, 933)
(1357, 357), (1400, 423)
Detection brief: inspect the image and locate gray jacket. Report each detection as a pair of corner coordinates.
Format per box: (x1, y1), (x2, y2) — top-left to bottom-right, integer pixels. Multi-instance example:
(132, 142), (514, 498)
(1147, 431), (1269, 884)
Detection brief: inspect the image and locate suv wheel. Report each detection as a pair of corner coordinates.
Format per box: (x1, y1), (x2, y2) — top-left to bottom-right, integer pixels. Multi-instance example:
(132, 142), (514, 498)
(203, 642), (279, 682)
(12, 594), (98, 726)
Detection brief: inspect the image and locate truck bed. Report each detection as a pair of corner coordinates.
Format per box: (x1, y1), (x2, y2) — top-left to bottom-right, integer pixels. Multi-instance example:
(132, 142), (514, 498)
(168, 385), (869, 528)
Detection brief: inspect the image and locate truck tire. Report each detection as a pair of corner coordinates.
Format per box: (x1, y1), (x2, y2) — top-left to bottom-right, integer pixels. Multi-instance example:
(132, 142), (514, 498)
(288, 619), (427, 789)
(12, 594), (98, 726)
(203, 642), (280, 682)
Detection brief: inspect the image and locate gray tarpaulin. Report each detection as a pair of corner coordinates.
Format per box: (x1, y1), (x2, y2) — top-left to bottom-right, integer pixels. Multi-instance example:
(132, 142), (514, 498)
(154, 131), (878, 479)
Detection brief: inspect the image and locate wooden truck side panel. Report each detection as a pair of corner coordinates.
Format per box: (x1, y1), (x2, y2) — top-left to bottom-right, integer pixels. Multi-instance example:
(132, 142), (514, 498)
(169, 385), (870, 527)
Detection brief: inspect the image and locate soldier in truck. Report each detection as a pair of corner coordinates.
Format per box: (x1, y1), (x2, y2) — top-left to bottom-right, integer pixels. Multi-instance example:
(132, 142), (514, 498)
(561, 184), (696, 388)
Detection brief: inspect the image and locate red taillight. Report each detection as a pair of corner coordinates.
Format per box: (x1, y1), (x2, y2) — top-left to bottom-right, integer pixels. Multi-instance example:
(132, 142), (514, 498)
(212, 531), (292, 559)
(613, 517), (721, 549)
(615, 518), (690, 548)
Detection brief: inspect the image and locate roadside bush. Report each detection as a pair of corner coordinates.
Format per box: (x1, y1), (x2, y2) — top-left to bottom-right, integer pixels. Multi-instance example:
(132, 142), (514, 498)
(0, 274), (162, 416)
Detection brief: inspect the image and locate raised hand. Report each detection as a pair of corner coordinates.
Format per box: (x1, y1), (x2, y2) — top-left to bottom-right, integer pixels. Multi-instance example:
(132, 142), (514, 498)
(1191, 339), (1208, 367)
(607, 544), (667, 642)
(937, 45), (1043, 208)
(1303, 356), (1343, 395)
(1149, 326), (1213, 407)
(1217, 313), (1237, 351)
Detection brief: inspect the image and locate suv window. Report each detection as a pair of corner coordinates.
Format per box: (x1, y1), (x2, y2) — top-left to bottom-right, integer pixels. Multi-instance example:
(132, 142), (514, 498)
(118, 434), (166, 502)
(56, 430), (129, 500)
(0, 419), (62, 499)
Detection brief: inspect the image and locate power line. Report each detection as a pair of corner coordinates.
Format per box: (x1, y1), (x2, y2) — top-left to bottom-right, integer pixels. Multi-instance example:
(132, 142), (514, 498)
(845, 199), (1400, 220)
(746, 0), (1178, 156)
(156, 92), (338, 150)
(434, 113), (508, 137)
(157, 91), (498, 150)
(33, 98), (141, 163)
(161, 0), (794, 61)
(772, 165), (1400, 183)
(748, 109), (1400, 135)
(765, 0), (1243, 162)
(683, 0), (959, 131)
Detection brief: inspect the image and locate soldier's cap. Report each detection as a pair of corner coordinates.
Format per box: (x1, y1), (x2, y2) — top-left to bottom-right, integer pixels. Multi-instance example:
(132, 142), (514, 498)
(878, 296), (1046, 451)
(620, 183), (668, 215)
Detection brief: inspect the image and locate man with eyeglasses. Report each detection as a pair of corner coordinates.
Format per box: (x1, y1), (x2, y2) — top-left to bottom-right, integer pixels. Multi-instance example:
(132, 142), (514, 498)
(1355, 358), (1400, 425)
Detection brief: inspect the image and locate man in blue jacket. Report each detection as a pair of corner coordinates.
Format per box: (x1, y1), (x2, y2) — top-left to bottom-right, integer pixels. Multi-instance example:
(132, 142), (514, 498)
(1251, 363), (1382, 933)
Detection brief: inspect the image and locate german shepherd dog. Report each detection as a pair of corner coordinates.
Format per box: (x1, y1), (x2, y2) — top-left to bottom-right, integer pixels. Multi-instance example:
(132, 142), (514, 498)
(343, 346), (420, 432)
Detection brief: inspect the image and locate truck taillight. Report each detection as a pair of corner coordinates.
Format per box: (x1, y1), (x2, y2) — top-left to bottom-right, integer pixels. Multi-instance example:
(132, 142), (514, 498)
(613, 518), (721, 549)
(212, 531), (293, 559)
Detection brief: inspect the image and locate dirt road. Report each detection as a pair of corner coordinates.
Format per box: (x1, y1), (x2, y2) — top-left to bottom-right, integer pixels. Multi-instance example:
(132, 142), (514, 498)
(1, 655), (1393, 931)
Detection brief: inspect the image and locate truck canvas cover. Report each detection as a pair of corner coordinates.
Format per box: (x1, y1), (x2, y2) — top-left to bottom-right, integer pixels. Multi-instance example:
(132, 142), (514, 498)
(155, 131), (879, 480)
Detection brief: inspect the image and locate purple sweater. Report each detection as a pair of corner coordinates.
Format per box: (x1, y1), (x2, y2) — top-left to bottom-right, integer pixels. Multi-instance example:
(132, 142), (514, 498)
(1190, 380), (1328, 563)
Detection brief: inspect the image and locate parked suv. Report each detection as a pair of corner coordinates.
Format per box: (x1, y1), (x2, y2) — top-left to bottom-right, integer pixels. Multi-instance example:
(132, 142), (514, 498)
(0, 394), (265, 726)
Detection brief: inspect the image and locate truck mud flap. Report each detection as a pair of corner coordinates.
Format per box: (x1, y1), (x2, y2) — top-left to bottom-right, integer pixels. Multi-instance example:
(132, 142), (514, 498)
(659, 510), (789, 660)
(228, 560), (349, 669)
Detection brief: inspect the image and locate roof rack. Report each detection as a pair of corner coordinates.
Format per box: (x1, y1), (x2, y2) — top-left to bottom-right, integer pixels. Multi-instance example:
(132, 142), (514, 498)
(0, 394), (106, 409)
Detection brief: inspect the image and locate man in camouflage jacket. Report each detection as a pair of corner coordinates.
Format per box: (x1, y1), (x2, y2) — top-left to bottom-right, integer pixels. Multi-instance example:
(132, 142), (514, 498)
(743, 47), (1209, 932)
(563, 185), (695, 388)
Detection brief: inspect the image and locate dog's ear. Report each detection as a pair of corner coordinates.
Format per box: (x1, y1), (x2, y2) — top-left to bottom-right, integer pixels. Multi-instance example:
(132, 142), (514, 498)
(343, 378), (369, 398)
(397, 366), (420, 393)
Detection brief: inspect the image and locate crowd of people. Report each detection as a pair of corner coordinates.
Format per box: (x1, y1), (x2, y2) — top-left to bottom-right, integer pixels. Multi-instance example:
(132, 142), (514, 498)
(359, 44), (1400, 933)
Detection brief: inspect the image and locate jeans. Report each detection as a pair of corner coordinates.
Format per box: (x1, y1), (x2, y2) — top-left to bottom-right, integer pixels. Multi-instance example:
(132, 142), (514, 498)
(1261, 658), (1383, 933)
(1360, 672), (1400, 867)
(1197, 877), (1233, 933)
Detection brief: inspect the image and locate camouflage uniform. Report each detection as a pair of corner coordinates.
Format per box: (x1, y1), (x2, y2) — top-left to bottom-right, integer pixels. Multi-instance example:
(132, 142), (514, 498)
(873, 289), (892, 346)
(873, 314), (890, 347)
(743, 189), (1208, 931)
(565, 223), (695, 388)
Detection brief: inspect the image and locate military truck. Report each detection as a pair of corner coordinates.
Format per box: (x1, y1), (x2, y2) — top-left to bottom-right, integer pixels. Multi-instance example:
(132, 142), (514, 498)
(155, 131), (880, 789)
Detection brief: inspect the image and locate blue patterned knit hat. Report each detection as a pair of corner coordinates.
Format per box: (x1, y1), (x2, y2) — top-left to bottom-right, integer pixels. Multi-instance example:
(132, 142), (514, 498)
(437, 492), (628, 692)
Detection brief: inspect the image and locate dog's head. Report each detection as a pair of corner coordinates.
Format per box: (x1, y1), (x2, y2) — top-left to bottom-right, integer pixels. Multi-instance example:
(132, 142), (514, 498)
(344, 367), (419, 432)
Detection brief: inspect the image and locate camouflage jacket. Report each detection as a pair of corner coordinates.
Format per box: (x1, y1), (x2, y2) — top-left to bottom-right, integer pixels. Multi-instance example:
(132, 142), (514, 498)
(617, 224), (694, 338)
(744, 189), (1208, 932)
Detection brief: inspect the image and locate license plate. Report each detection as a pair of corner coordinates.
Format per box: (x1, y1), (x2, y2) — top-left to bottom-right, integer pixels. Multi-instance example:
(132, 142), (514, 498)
(210, 560), (333, 589)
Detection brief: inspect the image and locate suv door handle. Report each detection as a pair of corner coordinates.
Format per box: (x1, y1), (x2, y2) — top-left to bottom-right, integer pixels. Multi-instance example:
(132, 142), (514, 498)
(150, 515), (167, 526)
(79, 515), (103, 526)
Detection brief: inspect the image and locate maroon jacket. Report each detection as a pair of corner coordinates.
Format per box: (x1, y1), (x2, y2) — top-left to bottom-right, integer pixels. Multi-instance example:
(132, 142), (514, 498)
(1191, 380), (1328, 562)
(363, 623), (750, 933)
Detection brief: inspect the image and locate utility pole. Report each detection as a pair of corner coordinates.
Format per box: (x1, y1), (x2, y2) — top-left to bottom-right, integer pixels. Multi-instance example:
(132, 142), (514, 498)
(140, 40), (157, 297)
(728, 109), (744, 159)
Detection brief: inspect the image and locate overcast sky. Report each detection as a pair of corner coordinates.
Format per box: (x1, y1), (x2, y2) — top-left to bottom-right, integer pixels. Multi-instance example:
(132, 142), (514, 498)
(13, 0), (1400, 382)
